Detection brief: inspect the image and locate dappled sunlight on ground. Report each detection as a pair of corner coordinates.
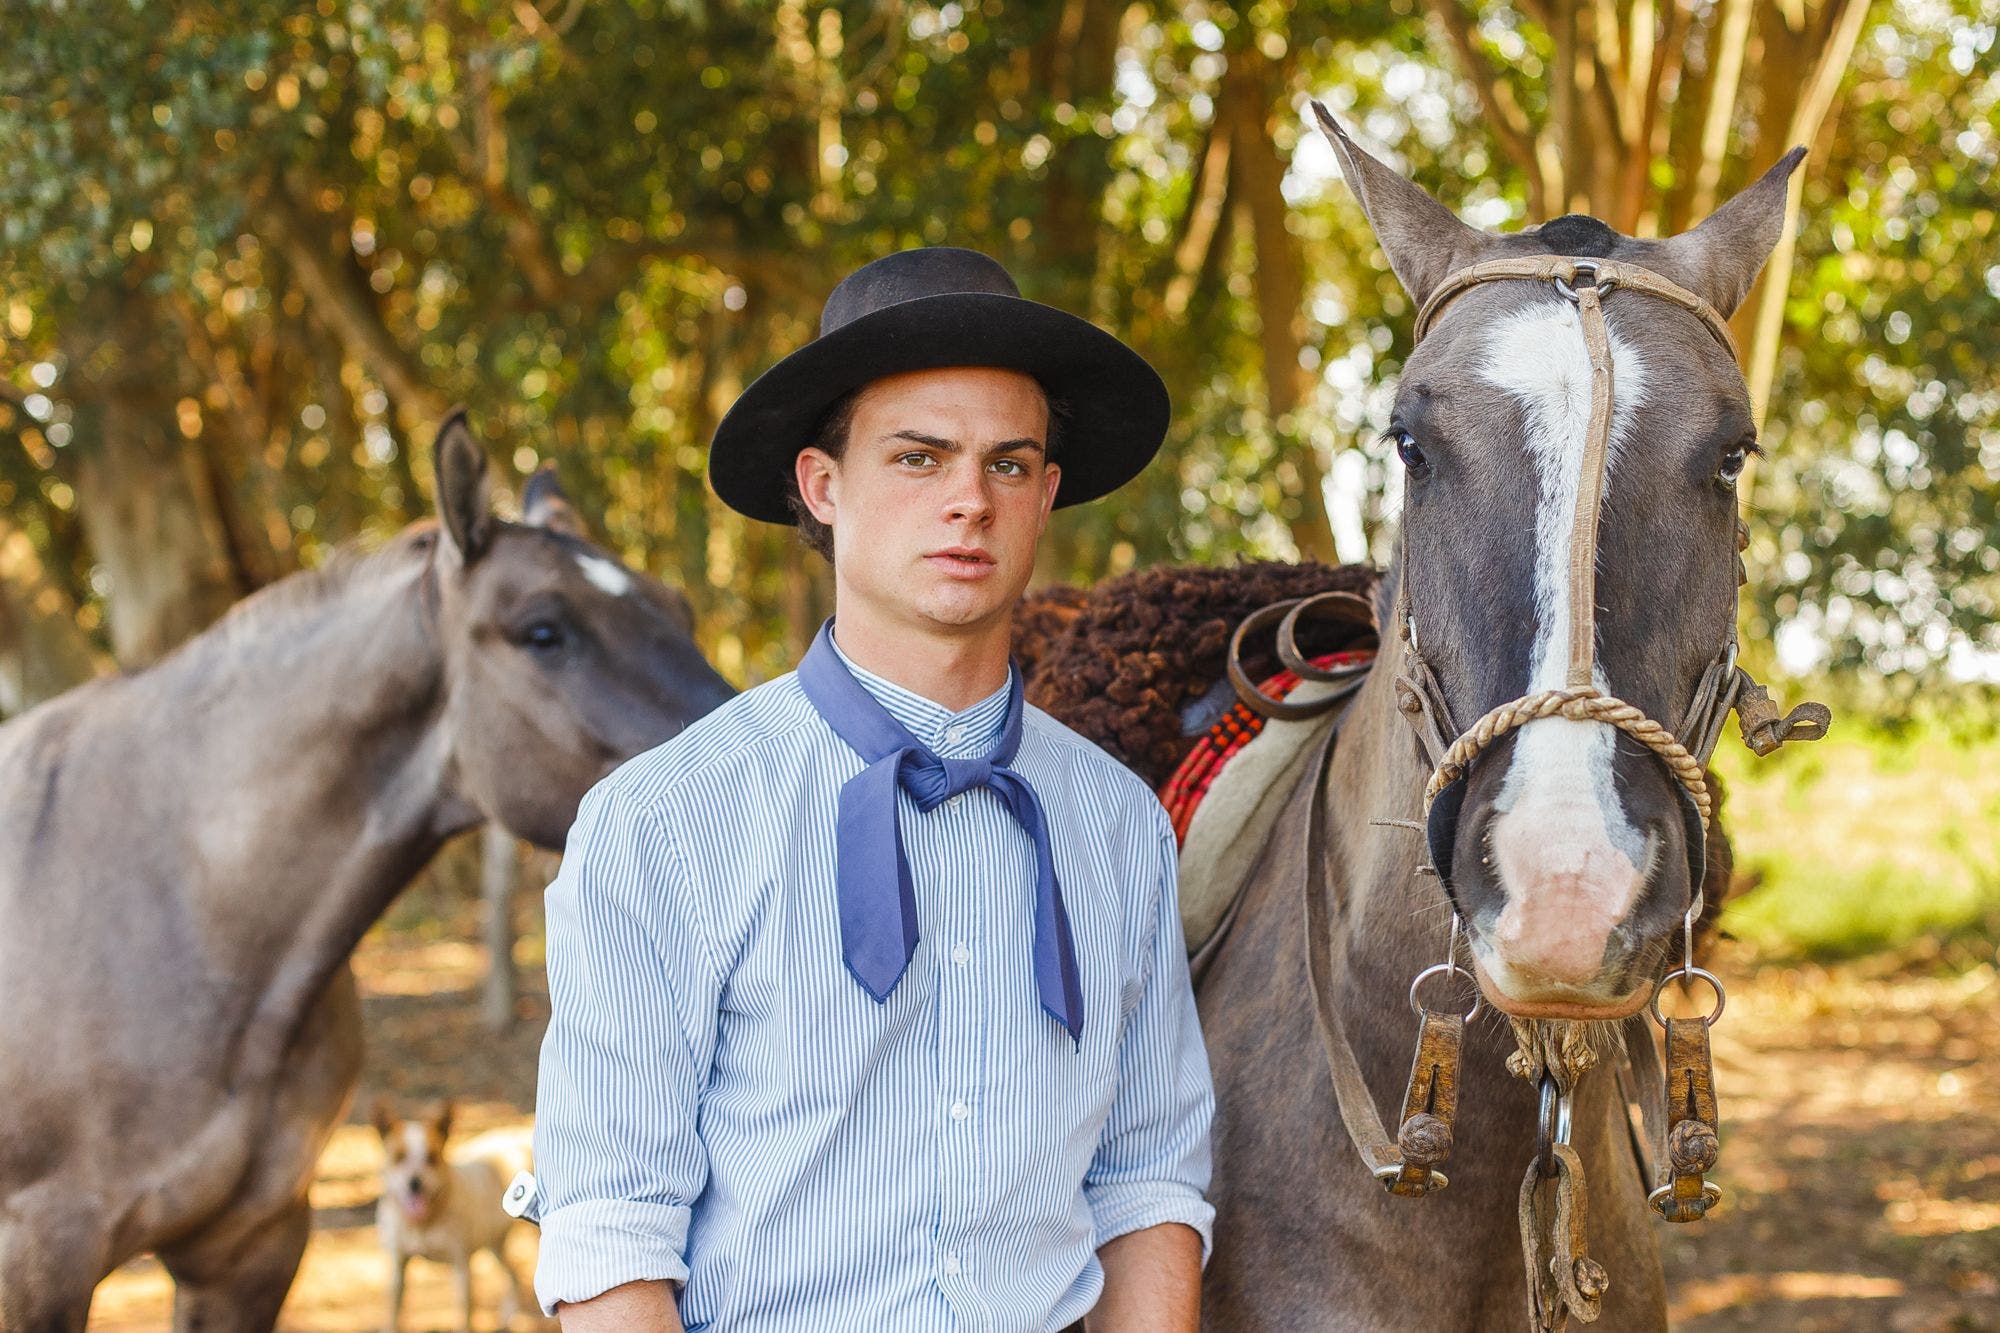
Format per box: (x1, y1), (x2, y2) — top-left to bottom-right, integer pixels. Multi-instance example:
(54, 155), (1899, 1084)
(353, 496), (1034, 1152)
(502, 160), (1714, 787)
(1662, 941), (2000, 1331)
(89, 886), (1998, 1329)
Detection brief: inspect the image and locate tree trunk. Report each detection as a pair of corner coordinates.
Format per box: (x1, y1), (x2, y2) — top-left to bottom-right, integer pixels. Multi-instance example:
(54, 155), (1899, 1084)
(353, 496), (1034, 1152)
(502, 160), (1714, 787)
(482, 821), (522, 1032)
(1222, 44), (1337, 564)
(64, 278), (247, 667)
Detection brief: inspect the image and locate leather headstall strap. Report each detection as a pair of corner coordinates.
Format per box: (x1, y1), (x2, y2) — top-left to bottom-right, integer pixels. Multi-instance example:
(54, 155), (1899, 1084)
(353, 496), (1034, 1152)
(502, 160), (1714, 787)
(1295, 725), (1469, 1199)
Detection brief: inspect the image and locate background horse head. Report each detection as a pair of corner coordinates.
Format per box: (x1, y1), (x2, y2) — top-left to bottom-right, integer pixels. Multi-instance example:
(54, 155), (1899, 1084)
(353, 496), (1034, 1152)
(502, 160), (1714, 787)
(424, 410), (734, 848)
(1319, 110), (1800, 1021)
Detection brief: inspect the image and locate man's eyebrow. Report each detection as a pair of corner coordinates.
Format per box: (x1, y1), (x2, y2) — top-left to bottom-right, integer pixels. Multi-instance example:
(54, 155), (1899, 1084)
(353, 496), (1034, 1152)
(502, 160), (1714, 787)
(984, 436), (1046, 456)
(888, 429), (958, 451)
(885, 430), (1046, 456)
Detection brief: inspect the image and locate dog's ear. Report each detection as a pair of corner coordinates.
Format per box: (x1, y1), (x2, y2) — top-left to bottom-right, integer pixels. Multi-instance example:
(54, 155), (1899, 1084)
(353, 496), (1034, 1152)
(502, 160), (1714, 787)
(370, 1096), (396, 1142)
(428, 1098), (455, 1145)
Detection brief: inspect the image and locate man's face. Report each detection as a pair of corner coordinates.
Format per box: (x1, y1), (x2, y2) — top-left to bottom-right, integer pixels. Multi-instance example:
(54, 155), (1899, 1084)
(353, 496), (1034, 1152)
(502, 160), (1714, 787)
(796, 365), (1060, 637)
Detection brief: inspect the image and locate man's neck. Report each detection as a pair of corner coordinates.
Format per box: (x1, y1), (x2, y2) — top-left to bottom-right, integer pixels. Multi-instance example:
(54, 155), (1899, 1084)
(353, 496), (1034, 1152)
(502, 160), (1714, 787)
(829, 607), (1013, 712)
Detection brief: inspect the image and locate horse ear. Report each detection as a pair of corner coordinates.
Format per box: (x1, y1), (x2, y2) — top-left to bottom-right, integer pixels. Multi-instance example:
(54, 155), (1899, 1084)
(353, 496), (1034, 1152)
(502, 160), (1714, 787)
(1653, 147), (1807, 318)
(432, 408), (495, 564)
(1311, 101), (1486, 309)
(522, 464), (587, 538)
(369, 1096), (395, 1142)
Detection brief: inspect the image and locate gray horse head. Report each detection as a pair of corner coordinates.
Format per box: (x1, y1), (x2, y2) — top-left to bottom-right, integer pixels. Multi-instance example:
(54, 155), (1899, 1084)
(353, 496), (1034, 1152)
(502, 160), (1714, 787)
(428, 410), (734, 848)
(1318, 107), (1800, 1018)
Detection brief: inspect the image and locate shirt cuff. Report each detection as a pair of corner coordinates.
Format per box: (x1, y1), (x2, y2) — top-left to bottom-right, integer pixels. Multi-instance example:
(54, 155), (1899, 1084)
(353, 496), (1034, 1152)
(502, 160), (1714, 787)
(1085, 1181), (1217, 1265)
(533, 1198), (694, 1315)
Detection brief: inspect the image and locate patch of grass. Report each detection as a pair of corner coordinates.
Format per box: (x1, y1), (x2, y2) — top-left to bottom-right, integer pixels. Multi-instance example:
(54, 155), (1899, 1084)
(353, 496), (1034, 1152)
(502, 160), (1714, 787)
(1717, 715), (2000, 960)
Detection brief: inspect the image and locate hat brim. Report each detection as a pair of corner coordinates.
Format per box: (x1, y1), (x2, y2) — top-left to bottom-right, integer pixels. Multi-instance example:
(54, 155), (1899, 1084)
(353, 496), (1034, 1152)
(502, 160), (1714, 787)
(708, 291), (1170, 524)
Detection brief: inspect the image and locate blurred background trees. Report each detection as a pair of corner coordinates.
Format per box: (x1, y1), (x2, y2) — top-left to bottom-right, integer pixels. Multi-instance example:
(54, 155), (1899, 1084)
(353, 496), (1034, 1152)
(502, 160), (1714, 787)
(2, 0), (1994, 697)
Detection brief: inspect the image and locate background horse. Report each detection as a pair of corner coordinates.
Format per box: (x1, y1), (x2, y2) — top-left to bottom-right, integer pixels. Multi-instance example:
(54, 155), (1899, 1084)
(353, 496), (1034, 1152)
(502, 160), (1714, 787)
(0, 414), (732, 1330)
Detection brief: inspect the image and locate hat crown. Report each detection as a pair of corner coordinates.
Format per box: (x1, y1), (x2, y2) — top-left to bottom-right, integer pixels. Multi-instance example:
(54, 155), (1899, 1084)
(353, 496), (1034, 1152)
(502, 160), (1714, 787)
(820, 247), (1021, 337)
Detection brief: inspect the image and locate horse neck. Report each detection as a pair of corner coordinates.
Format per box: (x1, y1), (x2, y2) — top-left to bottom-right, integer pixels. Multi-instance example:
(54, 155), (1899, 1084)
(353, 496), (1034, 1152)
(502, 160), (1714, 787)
(132, 541), (476, 1076)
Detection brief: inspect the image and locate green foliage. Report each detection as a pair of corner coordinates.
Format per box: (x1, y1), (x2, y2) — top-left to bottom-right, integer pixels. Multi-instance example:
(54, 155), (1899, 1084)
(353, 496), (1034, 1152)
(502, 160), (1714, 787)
(0, 0), (1993, 695)
(1749, 9), (2000, 689)
(1719, 713), (2000, 959)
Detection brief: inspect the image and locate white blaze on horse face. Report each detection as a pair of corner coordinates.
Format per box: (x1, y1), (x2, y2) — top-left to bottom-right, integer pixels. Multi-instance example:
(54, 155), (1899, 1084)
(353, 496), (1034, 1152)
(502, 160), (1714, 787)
(574, 552), (633, 597)
(1477, 301), (1654, 994)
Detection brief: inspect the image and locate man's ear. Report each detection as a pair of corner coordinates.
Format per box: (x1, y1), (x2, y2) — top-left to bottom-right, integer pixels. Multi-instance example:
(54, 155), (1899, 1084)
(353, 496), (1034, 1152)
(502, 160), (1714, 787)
(1040, 459), (1062, 523)
(795, 447), (840, 526)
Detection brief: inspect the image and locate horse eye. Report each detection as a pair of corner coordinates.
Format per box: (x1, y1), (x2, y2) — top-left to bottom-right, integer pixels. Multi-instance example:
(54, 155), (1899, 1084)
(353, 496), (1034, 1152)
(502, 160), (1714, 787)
(520, 621), (565, 651)
(1393, 430), (1428, 473)
(1718, 444), (1750, 486)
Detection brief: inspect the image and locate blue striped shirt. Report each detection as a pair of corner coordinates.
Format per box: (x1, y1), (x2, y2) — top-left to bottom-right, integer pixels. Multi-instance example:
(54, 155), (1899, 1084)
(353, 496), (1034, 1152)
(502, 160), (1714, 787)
(529, 645), (1216, 1329)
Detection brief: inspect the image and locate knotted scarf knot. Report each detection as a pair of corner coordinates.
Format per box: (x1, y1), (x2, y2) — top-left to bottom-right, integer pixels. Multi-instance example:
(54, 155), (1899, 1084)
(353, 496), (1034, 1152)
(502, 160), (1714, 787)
(796, 621), (1084, 1045)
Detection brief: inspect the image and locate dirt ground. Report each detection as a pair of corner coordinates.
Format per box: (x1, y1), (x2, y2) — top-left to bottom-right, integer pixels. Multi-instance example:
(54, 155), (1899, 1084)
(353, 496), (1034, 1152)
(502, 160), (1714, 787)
(90, 892), (1998, 1331)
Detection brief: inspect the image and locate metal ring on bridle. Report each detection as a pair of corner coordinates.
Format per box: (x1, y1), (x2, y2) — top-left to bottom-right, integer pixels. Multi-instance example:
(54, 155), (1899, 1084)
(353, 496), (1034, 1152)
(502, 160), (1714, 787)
(1408, 961), (1480, 1022)
(1649, 965), (1727, 1027)
(1534, 1072), (1574, 1178)
(1553, 259), (1616, 303)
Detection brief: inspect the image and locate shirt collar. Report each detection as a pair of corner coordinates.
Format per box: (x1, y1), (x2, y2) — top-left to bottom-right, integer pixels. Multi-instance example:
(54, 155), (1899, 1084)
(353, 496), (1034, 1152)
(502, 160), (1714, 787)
(828, 634), (1013, 759)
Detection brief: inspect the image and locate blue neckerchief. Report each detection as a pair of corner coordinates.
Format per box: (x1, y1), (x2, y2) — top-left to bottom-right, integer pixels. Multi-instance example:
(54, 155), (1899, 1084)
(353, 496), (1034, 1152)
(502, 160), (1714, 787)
(795, 620), (1083, 1045)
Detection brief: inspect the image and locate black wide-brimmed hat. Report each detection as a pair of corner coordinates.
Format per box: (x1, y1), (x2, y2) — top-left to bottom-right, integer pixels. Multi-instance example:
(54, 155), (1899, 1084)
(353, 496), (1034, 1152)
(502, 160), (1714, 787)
(708, 247), (1170, 524)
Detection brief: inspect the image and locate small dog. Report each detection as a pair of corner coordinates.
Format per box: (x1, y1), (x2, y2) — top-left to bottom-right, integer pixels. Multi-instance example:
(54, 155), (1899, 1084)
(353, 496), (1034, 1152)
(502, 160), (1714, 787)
(373, 1098), (538, 1333)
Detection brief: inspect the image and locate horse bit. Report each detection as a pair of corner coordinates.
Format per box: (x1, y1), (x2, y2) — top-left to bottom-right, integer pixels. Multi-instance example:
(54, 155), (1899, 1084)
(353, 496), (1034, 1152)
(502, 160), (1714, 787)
(1236, 255), (1830, 1330)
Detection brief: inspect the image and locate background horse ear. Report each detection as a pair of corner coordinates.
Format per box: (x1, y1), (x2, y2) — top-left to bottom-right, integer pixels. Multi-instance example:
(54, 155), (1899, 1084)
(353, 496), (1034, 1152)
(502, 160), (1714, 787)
(1311, 101), (1487, 309)
(1653, 147), (1807, 319)
(433, 408), (495, 565)
(369, 1096), (396, 1142)
(522, 464), (588, 538)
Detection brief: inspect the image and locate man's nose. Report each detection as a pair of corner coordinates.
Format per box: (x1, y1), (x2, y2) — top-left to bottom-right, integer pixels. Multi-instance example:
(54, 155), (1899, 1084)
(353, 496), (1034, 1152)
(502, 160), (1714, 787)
(941, 463), (994, 523)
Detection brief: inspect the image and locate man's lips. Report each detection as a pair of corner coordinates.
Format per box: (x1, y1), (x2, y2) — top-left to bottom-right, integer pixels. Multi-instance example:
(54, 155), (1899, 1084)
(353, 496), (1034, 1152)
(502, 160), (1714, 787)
(924, 548), (998, 577)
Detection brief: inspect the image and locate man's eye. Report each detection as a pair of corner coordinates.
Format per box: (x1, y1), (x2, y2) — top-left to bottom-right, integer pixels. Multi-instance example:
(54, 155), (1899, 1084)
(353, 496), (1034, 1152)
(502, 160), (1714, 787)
(991, 458), (1027, 476)
(897, 452), (935, 468)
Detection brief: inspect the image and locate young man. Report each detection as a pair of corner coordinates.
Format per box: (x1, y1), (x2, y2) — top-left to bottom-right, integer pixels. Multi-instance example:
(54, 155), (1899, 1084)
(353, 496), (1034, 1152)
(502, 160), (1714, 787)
(527, 247), (1215, 1331)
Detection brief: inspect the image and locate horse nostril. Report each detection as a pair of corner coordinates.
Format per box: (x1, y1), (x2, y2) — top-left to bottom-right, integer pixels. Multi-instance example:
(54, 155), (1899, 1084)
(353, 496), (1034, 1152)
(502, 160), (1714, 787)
(408, 1176), (423, 1194)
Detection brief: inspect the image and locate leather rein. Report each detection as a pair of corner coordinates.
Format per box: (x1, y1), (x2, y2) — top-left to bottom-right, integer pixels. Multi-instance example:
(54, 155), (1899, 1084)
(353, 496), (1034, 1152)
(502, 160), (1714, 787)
(1232, 255), (1830, 1331)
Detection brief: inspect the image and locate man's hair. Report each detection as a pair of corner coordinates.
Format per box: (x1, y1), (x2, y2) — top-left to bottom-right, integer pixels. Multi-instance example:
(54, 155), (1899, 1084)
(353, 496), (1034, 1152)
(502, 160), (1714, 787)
(781, 382), (1069, 564)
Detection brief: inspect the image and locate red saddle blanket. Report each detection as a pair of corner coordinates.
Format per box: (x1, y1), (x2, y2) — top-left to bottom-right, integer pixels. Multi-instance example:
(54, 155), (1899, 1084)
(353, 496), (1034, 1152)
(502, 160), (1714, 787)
(1158, 648), (1376, 844)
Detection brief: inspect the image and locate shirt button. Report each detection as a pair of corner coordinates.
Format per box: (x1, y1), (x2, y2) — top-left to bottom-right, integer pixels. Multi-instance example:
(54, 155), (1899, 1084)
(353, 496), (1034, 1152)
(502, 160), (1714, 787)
(950, 1100), (970, 1122)
(944, 725), (967, 746)
(951, 942), (970, 965)
(942, 1253), (961, 1276)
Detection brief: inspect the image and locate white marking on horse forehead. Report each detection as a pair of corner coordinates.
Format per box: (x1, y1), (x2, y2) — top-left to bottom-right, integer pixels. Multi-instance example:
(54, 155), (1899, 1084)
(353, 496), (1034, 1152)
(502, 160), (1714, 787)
(1480, 301), (1652, 863)
(574, 552), (633, 597)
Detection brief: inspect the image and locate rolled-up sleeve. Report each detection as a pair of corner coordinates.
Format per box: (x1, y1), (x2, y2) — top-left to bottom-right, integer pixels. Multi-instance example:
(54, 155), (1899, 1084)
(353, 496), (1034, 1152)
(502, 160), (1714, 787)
(532, 780), (720, 1314)
(1083, 813), (1218, 1261)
